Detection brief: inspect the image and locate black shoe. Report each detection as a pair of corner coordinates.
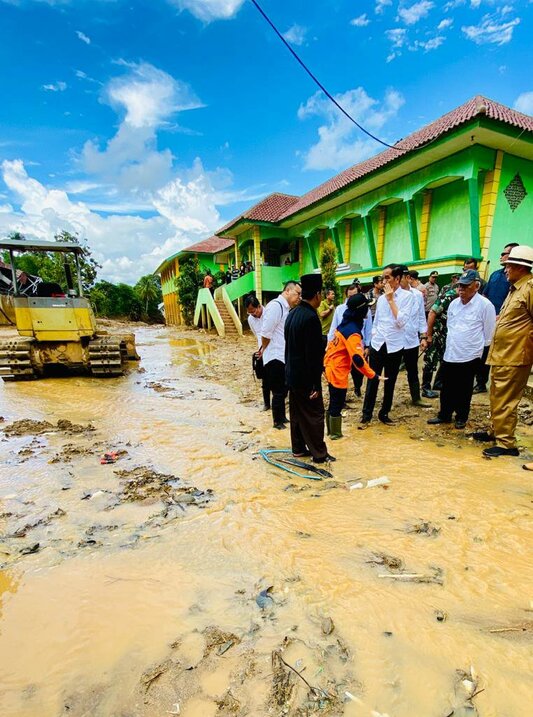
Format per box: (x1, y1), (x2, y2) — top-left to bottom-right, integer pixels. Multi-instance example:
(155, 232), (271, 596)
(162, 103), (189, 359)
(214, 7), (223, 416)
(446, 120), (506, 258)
(454, 420), (467, 429)
(273, 423), (286, 430)
(471, 430), (494, 442)
(261, 405), (270, 412)
(293, 449), (311, 457)
(472, 385), (487, 394)
(427, 417), (451, 425)
(378, 414), (394, 425)
(433, 382), (442, 391)
(422, 389), (439, 399)
(360, 416), (371, 424)
(313, 453), (336, 463)
(483, 446), (519, 458)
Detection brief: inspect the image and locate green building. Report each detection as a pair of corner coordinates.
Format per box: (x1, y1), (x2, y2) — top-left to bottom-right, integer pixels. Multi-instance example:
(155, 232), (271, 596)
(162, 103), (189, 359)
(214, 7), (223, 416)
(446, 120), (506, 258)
(155, 95), (532, 332)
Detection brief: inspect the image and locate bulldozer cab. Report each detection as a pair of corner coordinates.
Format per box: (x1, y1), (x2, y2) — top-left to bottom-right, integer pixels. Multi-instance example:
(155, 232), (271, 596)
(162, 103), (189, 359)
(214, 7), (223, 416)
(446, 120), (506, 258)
(0, 238), (96, 341)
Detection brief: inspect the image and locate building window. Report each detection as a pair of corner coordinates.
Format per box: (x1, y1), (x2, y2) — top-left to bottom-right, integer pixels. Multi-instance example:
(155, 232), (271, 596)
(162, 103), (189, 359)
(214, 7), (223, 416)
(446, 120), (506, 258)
(504, 173), (527, 212)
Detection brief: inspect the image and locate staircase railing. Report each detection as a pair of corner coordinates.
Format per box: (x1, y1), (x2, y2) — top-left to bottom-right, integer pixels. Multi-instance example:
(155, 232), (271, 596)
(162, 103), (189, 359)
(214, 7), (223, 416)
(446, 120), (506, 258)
(193, 288), (225, 336)
(214, 286), (243, 336)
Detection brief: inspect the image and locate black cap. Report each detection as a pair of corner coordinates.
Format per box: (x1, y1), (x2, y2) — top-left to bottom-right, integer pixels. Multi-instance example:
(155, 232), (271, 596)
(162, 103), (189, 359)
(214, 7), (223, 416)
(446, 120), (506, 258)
(346, 294), (374, 312)
(300, 273), (323, 294)
(457, 269), (481, 285)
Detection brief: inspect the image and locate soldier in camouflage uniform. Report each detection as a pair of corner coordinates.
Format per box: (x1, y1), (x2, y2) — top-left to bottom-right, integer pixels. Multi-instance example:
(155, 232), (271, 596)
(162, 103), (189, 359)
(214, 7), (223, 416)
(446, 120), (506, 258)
(421, 287), (458, 397)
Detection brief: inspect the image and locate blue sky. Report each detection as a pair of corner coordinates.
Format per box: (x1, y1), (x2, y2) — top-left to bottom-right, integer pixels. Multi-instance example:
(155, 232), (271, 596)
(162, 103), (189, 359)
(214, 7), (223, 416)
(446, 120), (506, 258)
(0, 0), (531, 282)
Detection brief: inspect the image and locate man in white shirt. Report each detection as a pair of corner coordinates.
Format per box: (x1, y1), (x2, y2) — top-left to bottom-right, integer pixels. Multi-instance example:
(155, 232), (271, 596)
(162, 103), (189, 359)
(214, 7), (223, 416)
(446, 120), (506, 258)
(258, 281), (302, 429)
(400, 270), (431, 407)
(245, 294), (270, 412)
(427, 270), (496, 429)
(362, 264), (415, 424)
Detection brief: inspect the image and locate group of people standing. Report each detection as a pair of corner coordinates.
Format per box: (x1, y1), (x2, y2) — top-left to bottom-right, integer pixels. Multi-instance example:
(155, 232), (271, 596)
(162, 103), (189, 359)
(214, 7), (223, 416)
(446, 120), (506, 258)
(245, 243), (533, 463)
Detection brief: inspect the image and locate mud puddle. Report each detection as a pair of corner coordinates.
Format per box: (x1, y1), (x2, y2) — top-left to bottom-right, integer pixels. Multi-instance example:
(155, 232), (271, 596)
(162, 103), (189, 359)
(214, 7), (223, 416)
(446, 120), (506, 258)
(0, 325), (532, 716)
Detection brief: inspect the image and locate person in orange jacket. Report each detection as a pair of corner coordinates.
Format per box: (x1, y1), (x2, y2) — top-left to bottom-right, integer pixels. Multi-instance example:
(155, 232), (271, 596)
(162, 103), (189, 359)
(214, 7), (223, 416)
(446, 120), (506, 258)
(324, 294), (385, 438)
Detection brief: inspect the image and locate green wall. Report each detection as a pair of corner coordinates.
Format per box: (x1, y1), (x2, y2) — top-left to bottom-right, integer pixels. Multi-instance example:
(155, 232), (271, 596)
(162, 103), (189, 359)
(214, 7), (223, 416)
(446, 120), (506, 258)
(382, 201), (410, 265)
(350, 216), (370, 268)
(425, 180), (470, 259)
(490, 153), (533, 267)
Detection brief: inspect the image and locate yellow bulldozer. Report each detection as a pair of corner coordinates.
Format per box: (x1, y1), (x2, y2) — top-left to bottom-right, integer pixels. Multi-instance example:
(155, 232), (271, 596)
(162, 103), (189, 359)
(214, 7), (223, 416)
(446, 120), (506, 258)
(0, 238), (139, 380)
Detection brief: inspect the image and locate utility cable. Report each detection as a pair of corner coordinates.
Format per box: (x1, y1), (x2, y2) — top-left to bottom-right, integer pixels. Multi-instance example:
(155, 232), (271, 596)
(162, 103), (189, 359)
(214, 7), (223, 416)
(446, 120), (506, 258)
(249, 0), (403, 152)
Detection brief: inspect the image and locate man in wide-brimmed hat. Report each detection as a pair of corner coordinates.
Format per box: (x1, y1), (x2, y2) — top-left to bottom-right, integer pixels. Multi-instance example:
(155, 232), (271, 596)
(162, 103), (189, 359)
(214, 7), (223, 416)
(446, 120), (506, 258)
(284, 273), (334, 464)
(474, 244), (533, 457)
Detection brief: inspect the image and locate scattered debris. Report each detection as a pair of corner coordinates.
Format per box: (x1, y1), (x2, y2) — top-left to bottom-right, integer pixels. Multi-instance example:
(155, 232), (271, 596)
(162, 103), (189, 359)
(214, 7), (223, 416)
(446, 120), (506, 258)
(443, 666), (483, 716)
(367, 552), (404, 571)
(378, 568), (444, 586)
(140, 659), (174, 692)
(256, 586), (275, 610)
(20, 542), (40, 555)
(202, 626), (241, 657)
(2, 418), (94, 437)
(435, 610), (447, 622)
(406, 521), (441, 537)
(321, 617), (335, 636)
(348, 476), (390, 490)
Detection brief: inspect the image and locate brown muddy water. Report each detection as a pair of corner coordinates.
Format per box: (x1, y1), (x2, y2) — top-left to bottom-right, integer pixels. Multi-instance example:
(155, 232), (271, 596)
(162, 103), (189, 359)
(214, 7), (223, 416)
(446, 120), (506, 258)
(0, 326), (532, 717)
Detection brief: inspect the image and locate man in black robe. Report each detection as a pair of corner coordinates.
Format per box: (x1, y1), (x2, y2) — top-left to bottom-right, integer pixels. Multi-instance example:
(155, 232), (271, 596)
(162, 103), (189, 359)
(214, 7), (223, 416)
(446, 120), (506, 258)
(284, 273), (335, 464)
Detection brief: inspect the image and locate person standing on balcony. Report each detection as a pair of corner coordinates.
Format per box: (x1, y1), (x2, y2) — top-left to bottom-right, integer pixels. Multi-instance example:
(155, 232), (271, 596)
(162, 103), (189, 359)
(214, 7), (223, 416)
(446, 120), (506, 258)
(285, 273), (333, 463)
(258, 281), (302, 430)
(231, 265), (239, 282)
(203, 269), (214, 295)
(318, 288), (336, 348)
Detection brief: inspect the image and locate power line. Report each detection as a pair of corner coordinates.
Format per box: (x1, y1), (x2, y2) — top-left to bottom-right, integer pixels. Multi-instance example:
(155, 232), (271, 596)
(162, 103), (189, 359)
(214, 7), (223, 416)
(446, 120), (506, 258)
(249, 0), (403, 152)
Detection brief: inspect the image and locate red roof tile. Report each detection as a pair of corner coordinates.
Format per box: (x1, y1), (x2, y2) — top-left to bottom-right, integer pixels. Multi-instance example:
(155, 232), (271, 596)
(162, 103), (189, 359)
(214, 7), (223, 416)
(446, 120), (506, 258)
(182, 235), (235, 254)
(278, 95), (533, 220)
(217, 192), (299, 233)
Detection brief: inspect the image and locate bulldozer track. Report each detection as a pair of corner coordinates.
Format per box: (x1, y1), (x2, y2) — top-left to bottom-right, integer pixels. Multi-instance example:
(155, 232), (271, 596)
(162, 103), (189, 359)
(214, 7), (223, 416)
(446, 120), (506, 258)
(88, 337), (125, 377)
(0, 339), (36, 381)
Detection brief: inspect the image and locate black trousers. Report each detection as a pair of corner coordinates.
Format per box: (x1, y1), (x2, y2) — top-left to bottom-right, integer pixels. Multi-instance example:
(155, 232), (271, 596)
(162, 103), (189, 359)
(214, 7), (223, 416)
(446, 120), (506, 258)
(362, 344), (402, 420)
(403, 346), (421, 401)
(262, 374), (271, 409)
(475, 345), (490, 389)
(328, 384), (346, 417)
(264, 359), (287, 425)
(438, 359), (479, 422)
(351, 366), (364, 393)
(289, 387), (327, 461)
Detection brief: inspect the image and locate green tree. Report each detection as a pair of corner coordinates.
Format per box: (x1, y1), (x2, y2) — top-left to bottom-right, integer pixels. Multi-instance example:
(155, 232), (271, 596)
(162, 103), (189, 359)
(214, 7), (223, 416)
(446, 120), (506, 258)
(134, 274), (162, 318)
(175, 256), (202, 325)
(320, 238), (340, 302)
(89, 281), (141, 320)
(5, 230), (101, 294)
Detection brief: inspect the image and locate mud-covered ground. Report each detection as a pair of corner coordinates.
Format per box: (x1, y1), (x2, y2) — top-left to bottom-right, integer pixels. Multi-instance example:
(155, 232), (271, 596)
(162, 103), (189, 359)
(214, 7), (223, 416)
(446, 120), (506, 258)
(0, 323), (532, 717)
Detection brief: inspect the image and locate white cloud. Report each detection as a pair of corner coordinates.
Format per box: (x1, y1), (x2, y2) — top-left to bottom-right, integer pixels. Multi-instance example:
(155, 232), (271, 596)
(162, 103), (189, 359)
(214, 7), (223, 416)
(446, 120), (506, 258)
(411, 35), (444, 50)
(297, 87), (404, 171)
(282, 24), (308, 46)
(42, 81), (67, 92)
(437, 18), (453, 30)
(514, 92), (533, 115)
(76, 30), (91, 45)
(397, 1), (434, 26)
(462, 13), (520, 45)
(350, 14), (370, 27)
(375, 0), (392, 14)
(170, 0), (245, 22)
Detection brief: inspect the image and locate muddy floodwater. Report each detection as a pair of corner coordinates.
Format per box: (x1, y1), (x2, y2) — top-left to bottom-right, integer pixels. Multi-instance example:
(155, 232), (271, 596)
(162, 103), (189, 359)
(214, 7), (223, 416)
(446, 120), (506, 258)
(1, 325), (532, 717)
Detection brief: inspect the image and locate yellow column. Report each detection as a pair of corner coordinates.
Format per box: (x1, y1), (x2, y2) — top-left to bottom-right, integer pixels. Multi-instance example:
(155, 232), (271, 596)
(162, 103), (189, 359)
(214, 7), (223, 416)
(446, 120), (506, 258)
(479, 150), (504, 276)
(419, 191), (432, 260)
(234, 241), (239, 268)
(253, 225), (262, 303)
(376, 207), (386, 266)
(344, 219), (351, 264)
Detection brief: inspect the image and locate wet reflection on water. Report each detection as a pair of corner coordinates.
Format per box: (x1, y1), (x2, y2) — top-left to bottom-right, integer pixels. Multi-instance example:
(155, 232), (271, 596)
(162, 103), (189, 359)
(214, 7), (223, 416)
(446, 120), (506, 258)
(0, 326), (531, 716)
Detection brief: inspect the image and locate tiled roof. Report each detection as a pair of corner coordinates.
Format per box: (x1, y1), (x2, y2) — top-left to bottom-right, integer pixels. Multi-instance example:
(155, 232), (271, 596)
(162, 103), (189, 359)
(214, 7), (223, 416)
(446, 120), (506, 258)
(275, 95), (533, 220)
(182, 235), (235, 254)
(217, 192), (299, 233)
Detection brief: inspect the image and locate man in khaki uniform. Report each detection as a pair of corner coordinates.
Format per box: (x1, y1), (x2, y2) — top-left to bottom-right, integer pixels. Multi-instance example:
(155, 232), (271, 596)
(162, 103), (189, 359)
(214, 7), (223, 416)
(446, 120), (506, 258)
(476, 245), (533, 457)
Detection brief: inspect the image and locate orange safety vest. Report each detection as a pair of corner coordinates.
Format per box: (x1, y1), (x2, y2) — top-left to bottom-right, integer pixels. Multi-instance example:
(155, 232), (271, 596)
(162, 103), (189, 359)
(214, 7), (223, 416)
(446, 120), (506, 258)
(324, 329), (376, 389)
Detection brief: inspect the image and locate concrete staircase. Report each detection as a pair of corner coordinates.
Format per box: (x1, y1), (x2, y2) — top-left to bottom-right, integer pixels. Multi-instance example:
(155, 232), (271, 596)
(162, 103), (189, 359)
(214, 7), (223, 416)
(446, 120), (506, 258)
(214, 297), (239, 337)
